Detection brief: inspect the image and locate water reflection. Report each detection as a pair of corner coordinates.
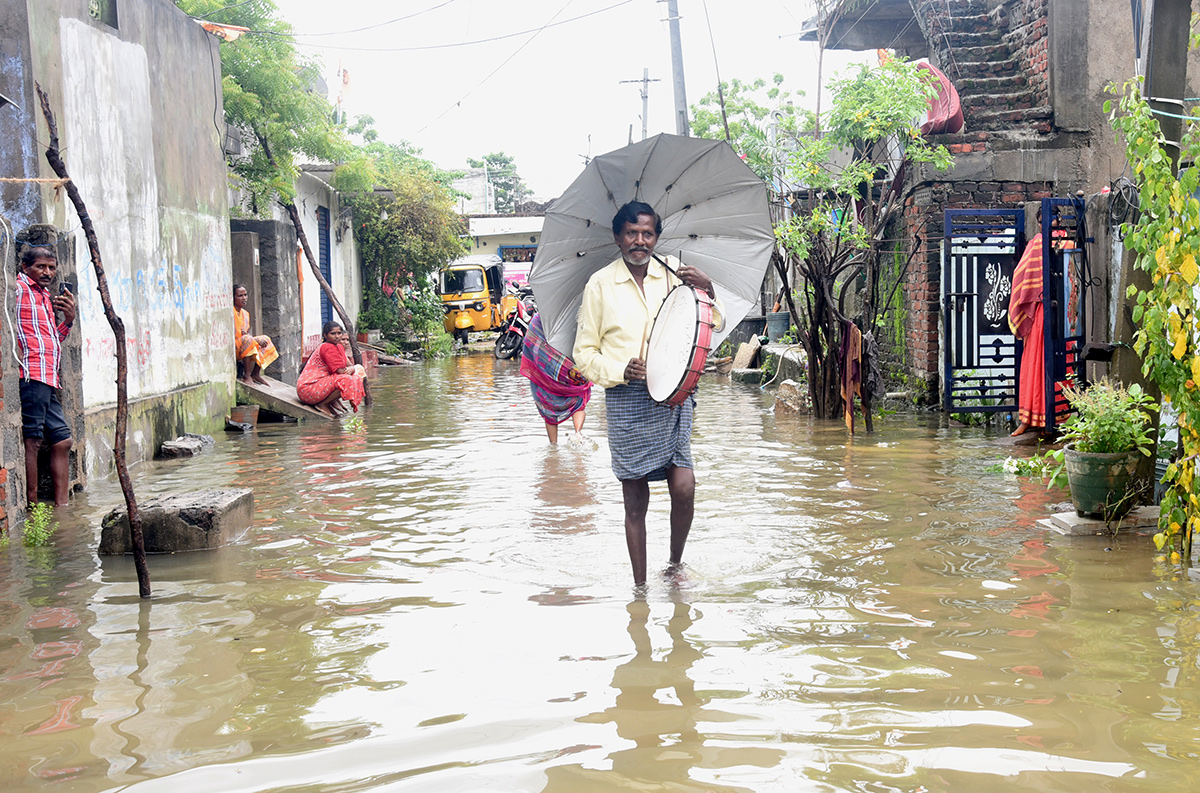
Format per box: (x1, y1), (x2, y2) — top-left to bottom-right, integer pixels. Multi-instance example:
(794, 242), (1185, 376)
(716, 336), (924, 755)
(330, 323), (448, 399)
(0, 359), (1197, 791)
(544, 597), (783, 791)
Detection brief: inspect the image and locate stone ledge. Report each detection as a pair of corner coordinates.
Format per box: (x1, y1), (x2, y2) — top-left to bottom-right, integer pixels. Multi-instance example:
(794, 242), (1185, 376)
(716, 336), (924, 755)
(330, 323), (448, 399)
(99, 488), (253, 554)
(1037, 505), (1160, 537)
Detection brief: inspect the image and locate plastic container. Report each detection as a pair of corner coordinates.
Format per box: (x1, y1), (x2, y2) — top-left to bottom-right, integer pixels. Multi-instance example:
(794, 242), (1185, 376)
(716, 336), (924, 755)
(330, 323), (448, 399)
(766, 311), (791, 342)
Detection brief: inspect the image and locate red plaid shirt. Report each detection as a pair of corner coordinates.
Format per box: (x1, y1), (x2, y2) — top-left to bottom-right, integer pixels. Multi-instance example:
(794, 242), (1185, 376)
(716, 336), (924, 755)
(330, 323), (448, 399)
(16, 271), (72, 388)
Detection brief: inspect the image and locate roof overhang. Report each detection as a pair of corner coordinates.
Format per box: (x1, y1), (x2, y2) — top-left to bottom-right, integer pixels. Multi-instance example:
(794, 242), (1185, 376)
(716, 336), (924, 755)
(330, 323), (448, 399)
(798, 0), (926, 52)
(468, 216), (544, 236)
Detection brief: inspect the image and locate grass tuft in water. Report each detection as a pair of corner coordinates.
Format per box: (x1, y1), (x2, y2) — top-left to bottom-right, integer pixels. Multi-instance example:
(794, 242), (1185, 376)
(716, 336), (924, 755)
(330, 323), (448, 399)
(23, 502), (58, 547)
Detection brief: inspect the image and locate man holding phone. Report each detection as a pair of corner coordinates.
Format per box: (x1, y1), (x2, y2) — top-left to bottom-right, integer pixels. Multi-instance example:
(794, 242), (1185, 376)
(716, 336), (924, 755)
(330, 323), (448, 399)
(15, 245), (75, 507)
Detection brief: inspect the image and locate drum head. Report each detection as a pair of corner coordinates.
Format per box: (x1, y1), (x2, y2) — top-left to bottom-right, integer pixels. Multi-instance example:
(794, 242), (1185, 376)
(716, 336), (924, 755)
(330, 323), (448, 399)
(646, 286), (698, 402)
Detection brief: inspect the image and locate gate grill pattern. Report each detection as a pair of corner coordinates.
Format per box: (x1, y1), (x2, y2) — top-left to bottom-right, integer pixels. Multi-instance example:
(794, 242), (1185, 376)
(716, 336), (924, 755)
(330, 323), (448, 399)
(942, 210), (1024, 414)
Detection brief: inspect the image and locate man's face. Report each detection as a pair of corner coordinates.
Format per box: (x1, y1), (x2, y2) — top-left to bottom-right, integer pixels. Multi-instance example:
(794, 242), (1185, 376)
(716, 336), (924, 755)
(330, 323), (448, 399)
(615, 213), (659, 267)
(23, 255), (57, 290)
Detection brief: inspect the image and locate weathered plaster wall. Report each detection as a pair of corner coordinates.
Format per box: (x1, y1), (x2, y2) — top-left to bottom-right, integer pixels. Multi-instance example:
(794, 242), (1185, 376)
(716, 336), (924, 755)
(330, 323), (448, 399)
(0, 1), (40, 231)
(291, 173), (360, 357)
(0, 235), (20, 531)
(230, 219), (302, 383)
(9, 0), (234, 475)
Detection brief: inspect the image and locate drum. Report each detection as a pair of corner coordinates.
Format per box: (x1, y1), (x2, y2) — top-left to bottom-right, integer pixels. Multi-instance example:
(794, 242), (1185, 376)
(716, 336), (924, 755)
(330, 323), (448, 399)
(645, 285), (716, 405)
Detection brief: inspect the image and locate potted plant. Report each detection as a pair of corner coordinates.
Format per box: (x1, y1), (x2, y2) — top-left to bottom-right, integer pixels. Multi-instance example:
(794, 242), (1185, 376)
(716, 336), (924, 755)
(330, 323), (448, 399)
(1058, 379), (1156, 519)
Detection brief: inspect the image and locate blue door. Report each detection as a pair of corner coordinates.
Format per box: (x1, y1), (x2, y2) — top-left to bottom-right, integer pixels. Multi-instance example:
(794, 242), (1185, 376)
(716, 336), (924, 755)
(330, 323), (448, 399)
(317, 206), (332, 326)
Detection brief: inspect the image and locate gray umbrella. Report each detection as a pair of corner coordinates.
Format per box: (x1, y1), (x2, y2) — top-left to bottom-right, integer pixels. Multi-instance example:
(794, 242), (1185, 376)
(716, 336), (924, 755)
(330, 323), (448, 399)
(530, 133), (774, 354)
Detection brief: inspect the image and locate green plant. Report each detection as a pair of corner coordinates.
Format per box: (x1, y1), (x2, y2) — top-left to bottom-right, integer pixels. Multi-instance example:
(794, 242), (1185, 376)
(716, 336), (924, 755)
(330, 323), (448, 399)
(1108, 77), (1200, 560)
(23, 502), (58, 548)
(421, 326), (454, 359)
(761, 354), (777, 380)
(771, 58), (954, 424)
(1058, 379), (1157, 456)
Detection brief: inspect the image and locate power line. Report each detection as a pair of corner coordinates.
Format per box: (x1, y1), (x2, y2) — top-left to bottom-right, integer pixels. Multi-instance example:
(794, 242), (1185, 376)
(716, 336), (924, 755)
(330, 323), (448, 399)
(264, 0), (635, 53)
(266, 0), (461, 38)
(414, 0), (582, 135)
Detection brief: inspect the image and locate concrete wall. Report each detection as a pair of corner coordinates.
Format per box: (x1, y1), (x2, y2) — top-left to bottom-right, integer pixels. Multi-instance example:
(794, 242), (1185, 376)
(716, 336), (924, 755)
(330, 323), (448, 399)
(2, 0), (234, 481)
(230, 231), (262, 335)
(230, 219), (302, 383)
(291, 172), (360, 358)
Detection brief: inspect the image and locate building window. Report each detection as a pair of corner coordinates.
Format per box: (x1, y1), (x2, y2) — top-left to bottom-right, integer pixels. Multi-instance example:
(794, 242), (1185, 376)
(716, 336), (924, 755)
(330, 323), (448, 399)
(88, 0), (119, 28)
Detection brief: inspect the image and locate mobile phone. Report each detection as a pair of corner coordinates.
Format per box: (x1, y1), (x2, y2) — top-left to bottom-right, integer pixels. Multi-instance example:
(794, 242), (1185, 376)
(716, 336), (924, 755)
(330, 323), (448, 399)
(58, 282), (70, 295)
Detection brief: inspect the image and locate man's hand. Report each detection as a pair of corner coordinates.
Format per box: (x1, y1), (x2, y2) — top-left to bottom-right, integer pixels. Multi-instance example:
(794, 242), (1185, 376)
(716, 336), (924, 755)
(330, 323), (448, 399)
(677, 264), (715, 297)
(52, 291), (76, 327)
(624, 357), (647, 381)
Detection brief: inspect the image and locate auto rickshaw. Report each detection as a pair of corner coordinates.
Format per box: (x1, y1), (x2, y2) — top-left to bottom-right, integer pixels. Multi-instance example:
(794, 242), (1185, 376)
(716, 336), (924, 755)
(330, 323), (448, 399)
(437, 255), (518, 344)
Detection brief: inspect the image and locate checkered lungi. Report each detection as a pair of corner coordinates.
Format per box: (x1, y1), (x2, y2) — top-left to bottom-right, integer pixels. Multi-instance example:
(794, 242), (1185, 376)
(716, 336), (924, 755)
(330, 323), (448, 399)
(604, 380), (693, 481)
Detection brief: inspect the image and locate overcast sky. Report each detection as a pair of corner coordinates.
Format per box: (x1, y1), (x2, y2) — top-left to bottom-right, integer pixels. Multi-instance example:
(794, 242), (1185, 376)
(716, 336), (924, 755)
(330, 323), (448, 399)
(271, 0), (870, 200)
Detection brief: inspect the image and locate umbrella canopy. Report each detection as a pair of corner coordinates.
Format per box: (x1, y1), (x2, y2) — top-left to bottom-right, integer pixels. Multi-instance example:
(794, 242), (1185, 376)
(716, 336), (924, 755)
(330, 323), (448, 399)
(530, 133), (774, 354)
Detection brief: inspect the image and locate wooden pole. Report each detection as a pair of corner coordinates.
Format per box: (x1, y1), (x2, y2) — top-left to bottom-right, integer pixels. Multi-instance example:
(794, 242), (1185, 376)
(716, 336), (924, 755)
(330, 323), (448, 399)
(36, 83), (150, 598)
(283, 202), (371, 405)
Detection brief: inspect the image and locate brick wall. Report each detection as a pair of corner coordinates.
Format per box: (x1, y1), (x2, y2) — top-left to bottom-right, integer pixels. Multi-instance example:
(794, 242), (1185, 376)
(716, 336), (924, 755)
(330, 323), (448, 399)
(884, 176), (1053, 403)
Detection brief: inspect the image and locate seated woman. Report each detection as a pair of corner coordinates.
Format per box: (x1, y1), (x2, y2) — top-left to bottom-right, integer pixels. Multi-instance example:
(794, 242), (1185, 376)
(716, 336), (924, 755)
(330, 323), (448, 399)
(234, 284), (278, 385)
(297, 321), (366, 416)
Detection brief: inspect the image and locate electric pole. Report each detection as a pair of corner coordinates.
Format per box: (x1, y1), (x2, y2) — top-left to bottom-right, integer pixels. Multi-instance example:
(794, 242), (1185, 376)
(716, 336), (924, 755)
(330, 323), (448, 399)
(662, 0), (689, 136)
(620, 68), (660, 140)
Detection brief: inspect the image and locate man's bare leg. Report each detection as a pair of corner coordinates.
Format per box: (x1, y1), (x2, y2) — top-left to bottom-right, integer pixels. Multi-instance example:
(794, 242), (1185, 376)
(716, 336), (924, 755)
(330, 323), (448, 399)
(50, 438), (72, 506)
(23, 437), (41, 505)
(621, 478), (650, 585)
(665, 465), (695, 569)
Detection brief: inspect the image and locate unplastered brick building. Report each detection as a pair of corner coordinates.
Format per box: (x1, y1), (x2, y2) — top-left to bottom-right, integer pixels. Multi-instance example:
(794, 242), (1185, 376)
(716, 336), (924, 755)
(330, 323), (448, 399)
(813, 0), (1200, 403)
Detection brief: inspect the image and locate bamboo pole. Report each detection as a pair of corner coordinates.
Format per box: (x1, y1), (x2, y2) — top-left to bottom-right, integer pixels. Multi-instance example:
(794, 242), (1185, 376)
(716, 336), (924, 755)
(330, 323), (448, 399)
(36, 83), (150, 598)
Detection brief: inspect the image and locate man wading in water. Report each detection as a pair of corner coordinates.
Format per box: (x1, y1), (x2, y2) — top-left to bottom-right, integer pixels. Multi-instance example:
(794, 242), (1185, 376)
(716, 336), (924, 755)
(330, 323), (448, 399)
(573, 201), (721, 586)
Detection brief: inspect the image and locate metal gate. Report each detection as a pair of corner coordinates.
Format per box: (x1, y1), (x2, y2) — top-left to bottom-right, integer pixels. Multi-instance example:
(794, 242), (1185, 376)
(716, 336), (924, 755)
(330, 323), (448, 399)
(941, 199), (1089, 429)
(1037, 197), (1088, 432)
(942, 209), (1024, 415)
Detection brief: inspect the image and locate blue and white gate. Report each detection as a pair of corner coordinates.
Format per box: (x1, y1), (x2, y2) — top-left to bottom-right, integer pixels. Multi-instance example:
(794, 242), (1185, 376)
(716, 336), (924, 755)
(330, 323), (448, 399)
(941, 209), (1024, 416)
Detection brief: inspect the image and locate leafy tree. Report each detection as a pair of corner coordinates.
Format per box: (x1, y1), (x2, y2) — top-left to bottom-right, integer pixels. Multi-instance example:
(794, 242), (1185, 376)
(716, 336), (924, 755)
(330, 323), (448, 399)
(774, 58), (952, 425)
(1107, 79), (1200, 562)
(467, 152), (528, 213)
(174, 0), (376, 365)
(345, 135), (467, 341)
(690, 75), (807, 182)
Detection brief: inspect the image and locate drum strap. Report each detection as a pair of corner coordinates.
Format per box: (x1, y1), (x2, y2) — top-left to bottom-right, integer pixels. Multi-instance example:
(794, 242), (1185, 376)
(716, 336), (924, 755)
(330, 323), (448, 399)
(653, 254), (724, 332)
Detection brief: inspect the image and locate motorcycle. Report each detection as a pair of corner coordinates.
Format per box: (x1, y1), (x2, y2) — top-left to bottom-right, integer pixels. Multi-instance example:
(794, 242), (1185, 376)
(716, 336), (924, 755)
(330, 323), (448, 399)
(494, 285), (536, 359)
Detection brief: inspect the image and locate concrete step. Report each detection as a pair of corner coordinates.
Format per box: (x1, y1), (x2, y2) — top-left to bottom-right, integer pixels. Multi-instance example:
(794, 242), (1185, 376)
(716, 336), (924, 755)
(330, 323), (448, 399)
(967, 104), (1053, 130)
(949, 56), (1021, 79)
(1037, 505), (1160, 537)
(236, 376), (334, 422)
(960, 91), (1039, 113)
(956, 74), (1028, 93)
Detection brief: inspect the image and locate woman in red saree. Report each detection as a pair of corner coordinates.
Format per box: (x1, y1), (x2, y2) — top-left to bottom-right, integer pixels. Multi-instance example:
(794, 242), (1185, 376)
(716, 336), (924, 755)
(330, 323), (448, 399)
(519, 313), (591, 443)
(1008, 222), (1046, 436)
(296, 321), (366, 416)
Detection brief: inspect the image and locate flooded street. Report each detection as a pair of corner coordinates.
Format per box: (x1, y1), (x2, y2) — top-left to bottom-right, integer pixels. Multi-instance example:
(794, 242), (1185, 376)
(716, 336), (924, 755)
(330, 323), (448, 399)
(1, 355), (1197, 791)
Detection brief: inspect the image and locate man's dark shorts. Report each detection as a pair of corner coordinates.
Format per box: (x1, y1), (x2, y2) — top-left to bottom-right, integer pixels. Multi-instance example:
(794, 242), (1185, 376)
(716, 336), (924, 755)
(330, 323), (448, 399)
(20, 379), (71, 445)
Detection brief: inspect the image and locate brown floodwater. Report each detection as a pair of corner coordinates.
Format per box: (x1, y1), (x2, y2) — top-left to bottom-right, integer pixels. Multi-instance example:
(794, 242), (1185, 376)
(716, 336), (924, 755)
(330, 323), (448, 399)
(1, 354), (1197, 792)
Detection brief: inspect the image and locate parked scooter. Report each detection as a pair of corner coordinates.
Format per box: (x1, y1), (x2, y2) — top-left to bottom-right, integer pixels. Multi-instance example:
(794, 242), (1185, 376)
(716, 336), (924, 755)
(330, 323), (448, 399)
(494, 285), (536, 359)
